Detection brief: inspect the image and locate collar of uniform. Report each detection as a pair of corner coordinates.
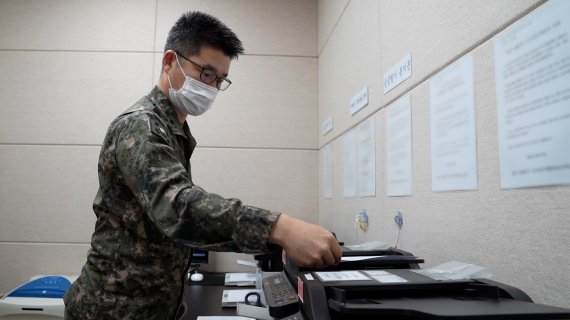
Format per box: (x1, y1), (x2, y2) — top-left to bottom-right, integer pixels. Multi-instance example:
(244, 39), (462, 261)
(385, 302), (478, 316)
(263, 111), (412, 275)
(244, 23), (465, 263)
(147, 86), (186, 137)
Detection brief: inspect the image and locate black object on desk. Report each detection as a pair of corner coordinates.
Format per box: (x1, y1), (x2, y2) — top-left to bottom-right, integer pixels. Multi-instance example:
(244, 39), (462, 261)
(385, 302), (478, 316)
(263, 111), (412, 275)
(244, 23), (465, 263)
(262, 272), (300, 318)
(254, 243), (284, 272)
(276, 246), (570, 320)
(298, 269), (570, 320)
(180, 247), (570, 320)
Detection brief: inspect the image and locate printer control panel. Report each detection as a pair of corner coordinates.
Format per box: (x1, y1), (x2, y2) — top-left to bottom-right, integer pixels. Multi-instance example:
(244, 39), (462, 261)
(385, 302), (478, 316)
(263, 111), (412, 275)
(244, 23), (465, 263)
(262, 272), (300, 318)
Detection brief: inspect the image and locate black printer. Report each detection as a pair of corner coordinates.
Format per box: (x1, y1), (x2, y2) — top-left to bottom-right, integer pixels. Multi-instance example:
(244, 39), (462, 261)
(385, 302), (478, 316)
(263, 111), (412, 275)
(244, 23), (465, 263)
(261, 246), (570, 320)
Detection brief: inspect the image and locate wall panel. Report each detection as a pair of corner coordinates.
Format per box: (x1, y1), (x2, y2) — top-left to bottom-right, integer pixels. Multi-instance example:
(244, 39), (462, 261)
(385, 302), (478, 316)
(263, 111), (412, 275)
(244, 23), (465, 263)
(318, 0), (546, 148)
(0, 0), (156, 51)
(0, 51), (154, 145)
(379, 0), (544, 103)
(317, 0), (350, 54)
(192, 148), (318, 223)
(186, 56), (318, 149)
(155, 0), (317, 56)
(0, 146), (99, 243)
(318, 0), (383, 148)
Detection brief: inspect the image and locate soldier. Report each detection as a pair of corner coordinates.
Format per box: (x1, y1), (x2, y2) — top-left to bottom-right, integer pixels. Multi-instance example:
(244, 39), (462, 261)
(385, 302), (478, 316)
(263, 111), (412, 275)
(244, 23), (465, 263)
(64, 11), (341, 320)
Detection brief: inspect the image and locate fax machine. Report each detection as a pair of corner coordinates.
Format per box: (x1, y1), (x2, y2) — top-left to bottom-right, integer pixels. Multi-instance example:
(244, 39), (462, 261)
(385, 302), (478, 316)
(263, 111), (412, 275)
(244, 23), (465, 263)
(261, 246), (570, 320)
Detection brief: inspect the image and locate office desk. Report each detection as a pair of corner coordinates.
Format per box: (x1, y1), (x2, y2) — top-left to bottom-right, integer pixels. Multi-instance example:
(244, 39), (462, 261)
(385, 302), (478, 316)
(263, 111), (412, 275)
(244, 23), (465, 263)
(181, 272), (248, 319)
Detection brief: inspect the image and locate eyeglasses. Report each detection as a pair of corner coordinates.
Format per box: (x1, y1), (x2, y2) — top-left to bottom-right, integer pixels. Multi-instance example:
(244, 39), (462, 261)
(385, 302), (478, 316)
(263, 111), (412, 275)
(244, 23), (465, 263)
(175, 51), (232, 91)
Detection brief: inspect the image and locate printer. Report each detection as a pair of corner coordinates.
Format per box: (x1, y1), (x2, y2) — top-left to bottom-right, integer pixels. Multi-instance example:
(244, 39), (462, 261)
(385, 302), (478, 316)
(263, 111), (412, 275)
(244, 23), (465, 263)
(0, 275), (76, 320)
(261, 246), (570, 320)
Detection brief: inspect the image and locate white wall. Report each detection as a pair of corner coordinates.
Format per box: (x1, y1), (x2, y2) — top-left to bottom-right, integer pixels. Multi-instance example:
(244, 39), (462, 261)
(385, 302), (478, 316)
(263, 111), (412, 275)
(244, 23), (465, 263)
(0, 0), (318, 293)
(318, 0), (569, 309)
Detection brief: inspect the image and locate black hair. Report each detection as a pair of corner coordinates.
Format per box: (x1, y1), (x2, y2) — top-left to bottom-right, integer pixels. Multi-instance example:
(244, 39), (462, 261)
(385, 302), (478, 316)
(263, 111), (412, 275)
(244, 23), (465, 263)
(164, 11), (244, 60)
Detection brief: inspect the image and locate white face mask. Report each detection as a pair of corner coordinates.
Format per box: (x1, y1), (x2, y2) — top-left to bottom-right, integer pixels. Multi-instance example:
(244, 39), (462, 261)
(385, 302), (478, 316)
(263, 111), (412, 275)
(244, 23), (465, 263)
(167, 53), (218, 116)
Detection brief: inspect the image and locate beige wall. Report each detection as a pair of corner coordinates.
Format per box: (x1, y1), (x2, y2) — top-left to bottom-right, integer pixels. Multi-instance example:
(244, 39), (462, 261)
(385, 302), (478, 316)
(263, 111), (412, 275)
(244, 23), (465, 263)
(0, 0), (317, 293)
(318, 0), (569, 309)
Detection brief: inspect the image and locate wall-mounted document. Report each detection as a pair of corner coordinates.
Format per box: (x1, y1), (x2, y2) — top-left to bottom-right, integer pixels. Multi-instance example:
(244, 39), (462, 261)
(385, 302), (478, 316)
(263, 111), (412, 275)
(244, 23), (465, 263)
(430, 53), (478, 192)
(358, 117), (376, 197)
(494, 0), (570, 189)
(342, 118), (376, 198)
(342, 129), (358, 198)
(323, 143), (333, 199)
(386, 95), (413, 196)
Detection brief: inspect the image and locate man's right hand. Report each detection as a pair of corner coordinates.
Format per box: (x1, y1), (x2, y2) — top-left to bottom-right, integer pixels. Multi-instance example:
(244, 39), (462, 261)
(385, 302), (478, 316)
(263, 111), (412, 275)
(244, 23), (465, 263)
(268, 213), (342, 269)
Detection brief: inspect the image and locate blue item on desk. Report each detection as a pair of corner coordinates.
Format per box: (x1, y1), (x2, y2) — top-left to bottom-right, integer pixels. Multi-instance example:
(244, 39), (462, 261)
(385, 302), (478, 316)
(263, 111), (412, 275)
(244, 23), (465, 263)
(0, 275), (77, 320)
(7, 276), (71, 299)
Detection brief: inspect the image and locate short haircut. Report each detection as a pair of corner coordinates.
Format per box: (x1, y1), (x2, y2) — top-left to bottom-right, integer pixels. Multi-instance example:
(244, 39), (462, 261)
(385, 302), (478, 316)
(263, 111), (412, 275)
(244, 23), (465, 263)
(164, 11), (244, 60)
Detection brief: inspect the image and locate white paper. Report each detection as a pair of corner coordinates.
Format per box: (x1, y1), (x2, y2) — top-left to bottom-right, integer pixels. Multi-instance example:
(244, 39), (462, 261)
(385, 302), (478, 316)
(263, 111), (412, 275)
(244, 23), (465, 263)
(358, 118), (376, 197)
(342, 129), (358, 198)
(364, 270), (408, 283)
(341, 255), (386, 262)
(315, 271), (370, 282)
(222, 289), (261, 305)
(386, 95), (413, 196)
(371, 274), (408, 283)
(236, 260), (257, 268)
(225, 272), (256, 285)
(365, 270), (391, 276)
(323, 144), (333, 199)
(430, 53), (478, 192)
(494, 0), (570, 189)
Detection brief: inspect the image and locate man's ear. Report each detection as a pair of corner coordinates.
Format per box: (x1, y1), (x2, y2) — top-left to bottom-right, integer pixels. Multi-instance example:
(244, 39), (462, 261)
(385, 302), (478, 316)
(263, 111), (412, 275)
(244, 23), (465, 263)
(162, 50), (177, 72)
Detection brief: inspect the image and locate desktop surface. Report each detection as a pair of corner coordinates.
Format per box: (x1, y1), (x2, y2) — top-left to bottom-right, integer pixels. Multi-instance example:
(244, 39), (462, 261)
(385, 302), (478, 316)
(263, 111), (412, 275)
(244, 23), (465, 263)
(181, 285), (236, 319)
(181, 272), (246, 319)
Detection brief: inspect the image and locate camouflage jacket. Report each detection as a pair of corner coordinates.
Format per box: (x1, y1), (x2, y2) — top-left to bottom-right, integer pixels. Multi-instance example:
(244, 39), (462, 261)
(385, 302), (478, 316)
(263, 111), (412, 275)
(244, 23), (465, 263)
(64, 86), (279, 319)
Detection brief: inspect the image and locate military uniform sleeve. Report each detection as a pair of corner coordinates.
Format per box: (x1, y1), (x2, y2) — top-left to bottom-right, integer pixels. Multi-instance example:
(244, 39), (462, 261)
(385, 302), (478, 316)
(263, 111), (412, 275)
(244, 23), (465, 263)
(114, 113), (279, 253)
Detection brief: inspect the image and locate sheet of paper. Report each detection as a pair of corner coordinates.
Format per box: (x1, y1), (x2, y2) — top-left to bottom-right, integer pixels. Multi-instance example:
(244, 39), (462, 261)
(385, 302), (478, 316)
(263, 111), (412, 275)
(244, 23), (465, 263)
(342, 129), (358, 198)
(315, 271), (370, 282)
(358, 117), (376, 197)
(236, 260), (257, 268)
(341, 255), (386, 262)
(430, 53), (478, 192)
(221, 289), (261, 307)
(364, 270), (408, 283)
(386, 95), (413, 196)
(225, 272), (256, 284)
(494, 0), (570, 188)
(323, 144), (333, 199)
(225, 289), (257, 301)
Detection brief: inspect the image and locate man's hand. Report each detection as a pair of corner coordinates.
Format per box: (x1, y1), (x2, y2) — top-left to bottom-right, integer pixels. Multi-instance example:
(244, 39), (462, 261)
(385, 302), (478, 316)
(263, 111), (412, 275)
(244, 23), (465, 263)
(268, 213), (342, 268)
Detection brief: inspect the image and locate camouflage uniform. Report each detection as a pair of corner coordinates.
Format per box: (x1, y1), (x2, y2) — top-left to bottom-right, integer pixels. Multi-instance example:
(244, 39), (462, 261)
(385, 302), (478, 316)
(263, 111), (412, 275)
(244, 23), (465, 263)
(64, 86), (280, 319)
